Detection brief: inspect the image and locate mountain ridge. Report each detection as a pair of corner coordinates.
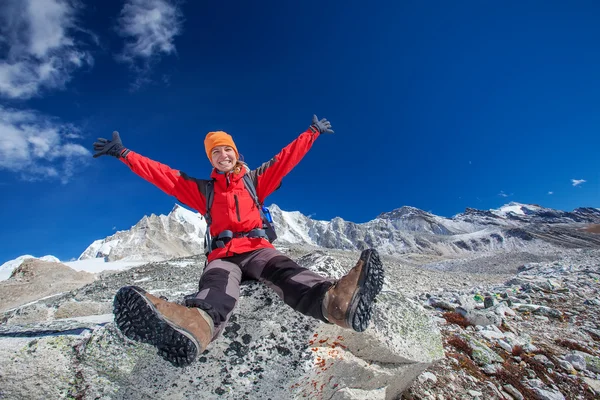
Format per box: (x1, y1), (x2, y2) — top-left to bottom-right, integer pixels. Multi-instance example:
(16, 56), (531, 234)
(2, 202), (599, 271)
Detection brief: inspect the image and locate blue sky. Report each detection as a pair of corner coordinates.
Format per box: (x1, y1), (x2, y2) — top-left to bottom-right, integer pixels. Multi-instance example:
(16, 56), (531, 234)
(1, 0), (599, 263)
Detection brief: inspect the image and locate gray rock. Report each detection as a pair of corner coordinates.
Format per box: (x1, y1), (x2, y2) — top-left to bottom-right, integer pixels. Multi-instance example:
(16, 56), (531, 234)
(582, 377), (600, 394)
(557, 359), (575, 373)
(530, 386), (566, 400)
(513, 303), (563, 319)
(463, 336), (503, 366)
(573, 351), (600, 373)
(456, 295), (480, 310)
(418, 371), (437, 384)
(482, 364), (501, 375)
(497, 340), (513, 353)
(534, 354), (554, 368)
(427, 297), (455, 311)
(456, 307), (501, 327)
(533, 306), (563, 319)
(503, 384), (524, 400)
(564, 353), (586, 371)
(494, 302), (516, 317)
(0, 284), (444, 400)
(484, 296), (497, 309)
(583, 327), (600, 341)
(583, 298), (600, 306)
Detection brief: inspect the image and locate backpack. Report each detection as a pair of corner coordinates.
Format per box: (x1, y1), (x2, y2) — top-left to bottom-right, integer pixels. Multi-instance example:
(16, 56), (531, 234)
(203, 174), (277, 255)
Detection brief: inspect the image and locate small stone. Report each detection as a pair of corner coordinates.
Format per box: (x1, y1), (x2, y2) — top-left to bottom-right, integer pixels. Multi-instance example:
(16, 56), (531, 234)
(418, 371), (437, 384)
(468, 389), (483, 397)
(558, 360), (575, 374)
(524, 344), (538, 353)
(574, 351), (600, 373)
(482, 364), (500, 375)
(486, 382), (504, 399)
(531, 387), (566, 400)
(582, 377), (600, 394)
(428, 297), (456, 311)
(478, 329), (504, 341)
(503, 384), (524, 400)
(497, 340), (512, 353)
(534, 354), (554, 368)
(484, 296), (497, 309)
(564, 353), (586, 371)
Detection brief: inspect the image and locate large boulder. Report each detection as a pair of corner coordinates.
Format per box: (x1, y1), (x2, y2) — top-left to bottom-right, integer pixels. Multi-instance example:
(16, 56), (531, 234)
(0, 282), (443, 399)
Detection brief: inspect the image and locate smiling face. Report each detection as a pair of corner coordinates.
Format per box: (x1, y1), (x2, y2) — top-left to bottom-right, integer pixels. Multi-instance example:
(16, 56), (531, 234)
(210, 145), (238, 172)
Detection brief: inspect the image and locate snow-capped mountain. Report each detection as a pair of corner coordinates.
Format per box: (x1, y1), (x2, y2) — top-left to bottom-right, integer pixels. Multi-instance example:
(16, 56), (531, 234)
(4, 202), (600, 272)
(454, 202), (600, 226)
(272, 202), (600, 256)
(78, 204), (206, 262)
(0, 255), (60, 281)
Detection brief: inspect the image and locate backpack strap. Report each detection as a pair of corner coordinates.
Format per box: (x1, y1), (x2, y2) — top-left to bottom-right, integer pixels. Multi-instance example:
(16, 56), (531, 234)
(243, 174), (277, 242)
(203, 179), (215, 255)
(204, 179), (215, 225)
(242, 174), (261, 210)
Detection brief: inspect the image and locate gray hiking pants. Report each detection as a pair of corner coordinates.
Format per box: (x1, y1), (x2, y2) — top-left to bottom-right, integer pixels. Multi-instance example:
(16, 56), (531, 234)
(185, 248), (334, 339)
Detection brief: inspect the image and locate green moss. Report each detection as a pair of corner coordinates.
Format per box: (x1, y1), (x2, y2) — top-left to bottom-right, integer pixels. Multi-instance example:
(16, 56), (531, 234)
(460, 335), (503, 366)
(582, 354), (600, 373)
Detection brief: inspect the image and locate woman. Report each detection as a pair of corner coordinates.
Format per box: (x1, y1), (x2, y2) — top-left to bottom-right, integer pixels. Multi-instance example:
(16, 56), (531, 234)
(93, 115), (384, 367)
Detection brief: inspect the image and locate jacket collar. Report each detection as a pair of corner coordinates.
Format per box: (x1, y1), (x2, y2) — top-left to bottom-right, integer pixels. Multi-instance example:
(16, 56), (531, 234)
(210, 167), (245, 182)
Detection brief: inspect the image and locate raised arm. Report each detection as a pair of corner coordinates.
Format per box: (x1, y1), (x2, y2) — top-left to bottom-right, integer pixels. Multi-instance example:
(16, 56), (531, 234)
(93, 131), (208, 213)
(248, 115), (333, 203)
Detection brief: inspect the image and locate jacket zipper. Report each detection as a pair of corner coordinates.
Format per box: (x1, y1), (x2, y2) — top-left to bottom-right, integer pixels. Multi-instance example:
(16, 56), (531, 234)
(234, 194), (241, 222)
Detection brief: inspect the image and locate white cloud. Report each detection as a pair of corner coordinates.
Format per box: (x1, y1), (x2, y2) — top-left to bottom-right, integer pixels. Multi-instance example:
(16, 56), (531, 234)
(0, 0), (93, 99)
(116, 0), (183, 87)
(498, 191), (509, 198)
(0, 106), (91, 183)
(548, 191), (554, 195)
(571, 179), (586, 187)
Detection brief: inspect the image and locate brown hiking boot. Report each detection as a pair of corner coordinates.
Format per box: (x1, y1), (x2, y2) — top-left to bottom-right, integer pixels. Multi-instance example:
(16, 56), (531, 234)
(322, 249), (384, 332)
(113, 286), (214, 367)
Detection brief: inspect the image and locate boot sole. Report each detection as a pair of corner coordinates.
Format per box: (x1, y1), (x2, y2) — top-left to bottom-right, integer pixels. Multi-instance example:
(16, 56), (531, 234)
(348, 249), (385, 332)
(113, 286), (199, 367)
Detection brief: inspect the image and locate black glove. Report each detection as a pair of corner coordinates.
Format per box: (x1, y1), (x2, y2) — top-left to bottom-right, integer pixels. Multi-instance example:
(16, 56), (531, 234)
(93, 131), (126, 158)
(310, 114), (334, 134)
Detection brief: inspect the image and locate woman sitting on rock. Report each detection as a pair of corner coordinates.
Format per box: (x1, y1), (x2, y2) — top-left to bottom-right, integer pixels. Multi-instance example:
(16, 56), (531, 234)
(92, 115), (384, 367)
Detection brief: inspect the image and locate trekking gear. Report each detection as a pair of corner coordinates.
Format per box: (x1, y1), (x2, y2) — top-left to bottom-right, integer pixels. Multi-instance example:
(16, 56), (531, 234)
(310, 114), (334, 134)
(93, 131), (128, 158)
(321, 249), (384, 332)
(203, 171), (277, 255)
(114, 122), (321, 262)
(114, 285), (214, 367)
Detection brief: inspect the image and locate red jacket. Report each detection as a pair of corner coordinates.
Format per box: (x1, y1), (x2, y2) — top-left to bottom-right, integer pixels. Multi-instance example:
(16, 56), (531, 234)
(120, 128), (320, 262)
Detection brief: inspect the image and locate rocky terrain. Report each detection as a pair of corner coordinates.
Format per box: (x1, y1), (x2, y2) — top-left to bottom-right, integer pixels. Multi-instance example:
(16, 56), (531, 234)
(0, 247), (443, 400)
(1, 202), (599, 399)
(403, 248), (600, 400)
(1, 243), (598, 399)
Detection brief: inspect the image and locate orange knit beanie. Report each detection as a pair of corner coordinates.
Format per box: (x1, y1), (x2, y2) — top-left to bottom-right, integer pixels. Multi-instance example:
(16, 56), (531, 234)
(204, 131), (239, 160)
